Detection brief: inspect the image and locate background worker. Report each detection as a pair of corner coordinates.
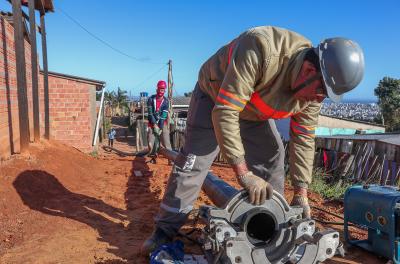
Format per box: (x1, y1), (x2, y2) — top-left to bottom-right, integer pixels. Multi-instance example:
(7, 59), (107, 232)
(107, 127), (116, 148)
(141, 26), (364, 255)
(147, 80), (172, 153)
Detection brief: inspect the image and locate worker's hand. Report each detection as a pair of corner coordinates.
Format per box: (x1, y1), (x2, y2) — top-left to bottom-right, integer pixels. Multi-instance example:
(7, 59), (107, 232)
(237, 171), (273, 205)
(290, 187), (311, 219)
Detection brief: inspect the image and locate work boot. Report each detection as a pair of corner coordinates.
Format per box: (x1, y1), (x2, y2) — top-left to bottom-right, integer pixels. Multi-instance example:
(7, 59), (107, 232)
(140, 228), (172, 257)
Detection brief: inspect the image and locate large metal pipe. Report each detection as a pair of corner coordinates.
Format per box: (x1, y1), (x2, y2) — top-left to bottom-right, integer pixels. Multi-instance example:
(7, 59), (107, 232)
(159, 148), (239, 208)
(203, 172), (239, 208)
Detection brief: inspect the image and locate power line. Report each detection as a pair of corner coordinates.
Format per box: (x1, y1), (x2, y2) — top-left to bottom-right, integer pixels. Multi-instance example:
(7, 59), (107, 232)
(134, 64), (168, 91)
(57, 6), (165, 65)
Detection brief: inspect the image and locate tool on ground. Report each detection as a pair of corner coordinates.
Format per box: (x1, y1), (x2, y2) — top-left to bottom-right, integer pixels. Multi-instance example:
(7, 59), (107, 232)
(344, 185), (400, 264)
(159, 148), (343, 264)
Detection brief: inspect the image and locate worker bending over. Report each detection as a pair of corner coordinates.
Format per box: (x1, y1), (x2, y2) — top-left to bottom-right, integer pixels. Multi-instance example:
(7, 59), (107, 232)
(141, 26), (364, 255)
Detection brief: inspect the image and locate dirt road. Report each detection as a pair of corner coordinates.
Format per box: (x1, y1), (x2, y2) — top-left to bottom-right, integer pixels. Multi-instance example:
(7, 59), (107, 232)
(0, 134), (387, 263)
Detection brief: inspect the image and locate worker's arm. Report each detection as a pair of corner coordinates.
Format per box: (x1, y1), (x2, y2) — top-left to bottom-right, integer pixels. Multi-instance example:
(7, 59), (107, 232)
(158, 98), (169, 129)
(212, 33), (272, 205)
(289, 102), (321, 188)
(147, 97), (157, 126)
(212, 32), (264, 167)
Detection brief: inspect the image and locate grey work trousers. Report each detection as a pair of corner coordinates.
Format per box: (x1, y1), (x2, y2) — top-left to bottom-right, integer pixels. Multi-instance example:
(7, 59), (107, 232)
(155, 83), (285, 238)
(148, 125), (172, 151)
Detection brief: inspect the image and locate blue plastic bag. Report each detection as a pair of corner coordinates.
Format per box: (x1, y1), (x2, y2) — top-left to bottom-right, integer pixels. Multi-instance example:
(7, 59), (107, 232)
(150, 240), (185, 264)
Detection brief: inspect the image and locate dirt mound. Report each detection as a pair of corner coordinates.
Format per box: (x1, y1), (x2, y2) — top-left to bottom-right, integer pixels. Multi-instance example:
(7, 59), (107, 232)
(0, 141), (385, 263)
(1, 141), (150, 263)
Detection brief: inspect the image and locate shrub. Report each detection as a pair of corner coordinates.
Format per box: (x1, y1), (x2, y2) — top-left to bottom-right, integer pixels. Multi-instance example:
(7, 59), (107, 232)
(309, 168), (351, 200)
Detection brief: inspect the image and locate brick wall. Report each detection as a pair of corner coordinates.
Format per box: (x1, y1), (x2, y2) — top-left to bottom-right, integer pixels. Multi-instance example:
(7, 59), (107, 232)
(45, 73), (97, 153)
(0, 16), (102, 159)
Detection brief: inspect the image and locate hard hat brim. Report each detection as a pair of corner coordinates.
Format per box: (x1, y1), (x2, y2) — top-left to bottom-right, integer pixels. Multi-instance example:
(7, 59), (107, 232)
(318, 46), (343, 103)
(321, 72), (343, 103)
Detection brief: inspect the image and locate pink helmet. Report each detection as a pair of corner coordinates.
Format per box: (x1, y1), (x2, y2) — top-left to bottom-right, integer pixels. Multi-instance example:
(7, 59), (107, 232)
(157, 80), (167, 89)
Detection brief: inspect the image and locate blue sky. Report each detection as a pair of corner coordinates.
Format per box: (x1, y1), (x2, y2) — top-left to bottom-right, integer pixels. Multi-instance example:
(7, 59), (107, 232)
(1, 1), (399, 101)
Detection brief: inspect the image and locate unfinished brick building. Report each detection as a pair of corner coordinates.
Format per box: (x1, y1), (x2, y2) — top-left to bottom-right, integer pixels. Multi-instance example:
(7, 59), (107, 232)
(44, 72), (105, 153)
(0, 1), (105, 160)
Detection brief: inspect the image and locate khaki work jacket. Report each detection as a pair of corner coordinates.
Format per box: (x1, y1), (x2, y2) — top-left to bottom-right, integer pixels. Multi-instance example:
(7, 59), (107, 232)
(198, 26), (322, 186)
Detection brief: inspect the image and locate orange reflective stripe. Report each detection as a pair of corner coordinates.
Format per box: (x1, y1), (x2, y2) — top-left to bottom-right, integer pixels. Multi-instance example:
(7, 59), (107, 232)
(219, 89), (247, 105)
(216, 88), (247, 111)
(290, 119), (315, 137)
(291, 119), (315, 132)
(249, 92), (292, 119)
(227, 40), (236, 65)
(216, 96), (243, 111)
(291, 126), (316, 138)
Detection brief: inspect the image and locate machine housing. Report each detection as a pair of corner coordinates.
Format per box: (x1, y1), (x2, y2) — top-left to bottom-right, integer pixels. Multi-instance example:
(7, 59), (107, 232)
(344, 184), (400, 263)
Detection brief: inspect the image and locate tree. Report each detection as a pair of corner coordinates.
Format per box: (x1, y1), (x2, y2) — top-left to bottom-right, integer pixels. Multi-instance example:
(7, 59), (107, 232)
(101, 87), (129, 116)
(374, 77), (400, 131)
(184, 91), (193, 97)
(115, 87), (128, 115)
(104, 90), (117, 116)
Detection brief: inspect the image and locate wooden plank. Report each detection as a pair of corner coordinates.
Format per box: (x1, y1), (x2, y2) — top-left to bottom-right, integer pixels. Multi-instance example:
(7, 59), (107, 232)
(379, 155), (387, 185)
(345, 144), (361, 179)
(12, 0), (30, 152)
(40, 12), (50, 139)
(28, 0), (40, 141)
(395, 166), (400, 186)
(390, 161), (397, 185)
(365, 155), (378, 183)
(382, 159), (389, 185)
(360, 146), (373, 180)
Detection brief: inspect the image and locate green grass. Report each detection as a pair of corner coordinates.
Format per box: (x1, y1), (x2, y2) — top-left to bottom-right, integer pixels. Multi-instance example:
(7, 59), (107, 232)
(309, 168), (351, 200)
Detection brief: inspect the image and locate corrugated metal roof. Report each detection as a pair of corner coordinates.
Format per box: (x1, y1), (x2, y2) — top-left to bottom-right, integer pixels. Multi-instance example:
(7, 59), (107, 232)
(171, 96), (191, 106)
(378, 135), (400, 146)
(319, 133), (400, 146)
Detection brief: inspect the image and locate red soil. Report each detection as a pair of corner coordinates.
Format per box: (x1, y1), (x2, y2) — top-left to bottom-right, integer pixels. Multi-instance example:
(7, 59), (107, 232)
(0, 139), (386, 263)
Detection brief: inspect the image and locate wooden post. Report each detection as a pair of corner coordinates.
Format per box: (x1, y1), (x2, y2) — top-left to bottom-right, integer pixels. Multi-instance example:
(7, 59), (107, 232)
(40, 9), (50, 139)
(28, 0), (40, 141)
(12, 0), (30, 151)
(167, 59), (173, 123)
(395, 166), (400, 186)
(136, 125), (140, 152)
(141, 97), (145, 121)
(102, 99), (106, 139)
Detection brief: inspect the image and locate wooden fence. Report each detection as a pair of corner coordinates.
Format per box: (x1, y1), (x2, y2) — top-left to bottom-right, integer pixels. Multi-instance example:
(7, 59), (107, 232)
(315, 141), (400, 186)
(133, 116), (400, 187)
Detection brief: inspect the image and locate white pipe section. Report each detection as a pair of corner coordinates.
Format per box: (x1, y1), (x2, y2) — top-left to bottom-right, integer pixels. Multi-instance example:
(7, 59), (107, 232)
(93, 87), (106, 146)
